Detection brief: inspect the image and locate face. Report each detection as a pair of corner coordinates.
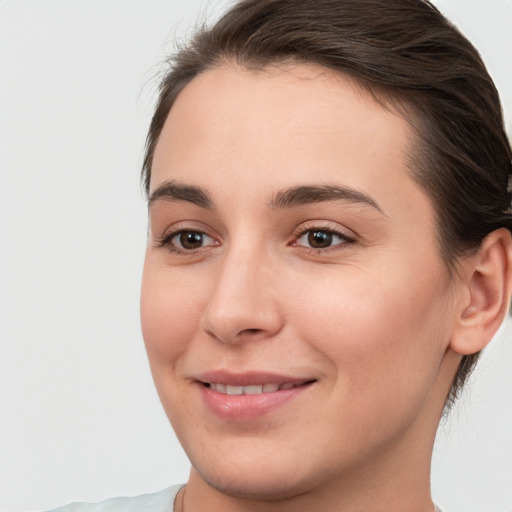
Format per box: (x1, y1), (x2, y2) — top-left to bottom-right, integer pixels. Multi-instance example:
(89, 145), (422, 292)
(141, 64), (460, 500)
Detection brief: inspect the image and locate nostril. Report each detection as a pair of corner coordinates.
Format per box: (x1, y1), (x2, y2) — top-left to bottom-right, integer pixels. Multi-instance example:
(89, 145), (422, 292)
(238, 328), (264, 336)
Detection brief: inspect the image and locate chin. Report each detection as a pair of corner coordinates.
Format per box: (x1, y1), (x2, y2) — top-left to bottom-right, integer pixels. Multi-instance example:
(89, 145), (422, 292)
(194, 464), (317, 502)
(184, 435), (337, 502)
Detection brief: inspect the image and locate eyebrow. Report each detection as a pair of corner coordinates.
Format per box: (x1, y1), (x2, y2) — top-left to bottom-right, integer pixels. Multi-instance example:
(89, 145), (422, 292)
(149, 180), (383, 215)
(148, 180), (214, 209)
(268, 184), (384, 213)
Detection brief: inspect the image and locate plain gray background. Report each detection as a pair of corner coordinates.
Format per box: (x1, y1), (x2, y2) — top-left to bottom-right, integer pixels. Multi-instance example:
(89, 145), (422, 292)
(0, 1), (511, 511)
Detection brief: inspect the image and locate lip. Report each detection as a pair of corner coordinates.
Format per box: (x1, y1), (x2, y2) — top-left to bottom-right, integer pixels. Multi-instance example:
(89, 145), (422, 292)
(193, 370), (316, 421)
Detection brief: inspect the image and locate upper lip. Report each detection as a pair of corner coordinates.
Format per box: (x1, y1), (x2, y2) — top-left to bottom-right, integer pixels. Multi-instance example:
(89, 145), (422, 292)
(193, 370), (316, 387)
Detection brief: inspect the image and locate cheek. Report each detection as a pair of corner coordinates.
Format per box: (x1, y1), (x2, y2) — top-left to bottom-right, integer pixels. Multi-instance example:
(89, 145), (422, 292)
(286, 263), (450, 393)
(140, 257), (205, 369)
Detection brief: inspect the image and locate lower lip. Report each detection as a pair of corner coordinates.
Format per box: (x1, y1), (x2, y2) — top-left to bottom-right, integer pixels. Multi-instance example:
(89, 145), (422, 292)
(198, 383), (313, 420)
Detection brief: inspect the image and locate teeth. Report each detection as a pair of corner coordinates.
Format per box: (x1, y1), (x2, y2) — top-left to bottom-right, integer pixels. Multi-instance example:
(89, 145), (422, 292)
(208, 382), (303, 395)
(214, 383), (226, 393)
(244, 385), (263, 395)
(226, 385), (244, 395)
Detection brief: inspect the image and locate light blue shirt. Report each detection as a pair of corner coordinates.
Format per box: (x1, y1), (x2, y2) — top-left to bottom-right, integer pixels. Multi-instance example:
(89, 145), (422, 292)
(46, 485), (183, 512)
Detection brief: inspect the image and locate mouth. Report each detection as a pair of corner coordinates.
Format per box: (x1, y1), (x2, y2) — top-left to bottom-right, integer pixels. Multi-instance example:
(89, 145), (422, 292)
(203, 381), (315, 395)
(194, 372), (317, 420)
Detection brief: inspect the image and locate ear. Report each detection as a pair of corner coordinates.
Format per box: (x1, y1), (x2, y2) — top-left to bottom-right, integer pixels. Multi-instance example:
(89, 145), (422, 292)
(450, 228), (512, 355)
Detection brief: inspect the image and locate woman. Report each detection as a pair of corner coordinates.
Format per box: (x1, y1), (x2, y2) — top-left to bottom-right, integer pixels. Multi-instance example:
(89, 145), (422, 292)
(49, 0), (512, 511)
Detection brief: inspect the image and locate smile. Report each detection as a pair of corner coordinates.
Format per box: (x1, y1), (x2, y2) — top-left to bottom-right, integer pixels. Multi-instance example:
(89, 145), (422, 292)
(199, 379), (316, 420)
(205, 382), (310, 395)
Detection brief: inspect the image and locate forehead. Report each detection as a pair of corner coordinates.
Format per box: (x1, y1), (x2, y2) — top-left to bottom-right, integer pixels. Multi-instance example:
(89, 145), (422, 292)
(157, 63), (409, 149)
(151, 63), (429, 222)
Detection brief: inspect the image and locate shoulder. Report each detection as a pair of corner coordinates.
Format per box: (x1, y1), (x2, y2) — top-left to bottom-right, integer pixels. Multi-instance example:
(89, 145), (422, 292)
(46, 484), (183, 512)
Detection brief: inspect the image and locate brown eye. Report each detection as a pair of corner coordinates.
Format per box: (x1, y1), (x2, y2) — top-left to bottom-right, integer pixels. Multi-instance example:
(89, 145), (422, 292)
(178, 231), (205, 249)
(295, 228), (353, 251)
(166, 230), (217, 252)
(308, 230), (333, 248)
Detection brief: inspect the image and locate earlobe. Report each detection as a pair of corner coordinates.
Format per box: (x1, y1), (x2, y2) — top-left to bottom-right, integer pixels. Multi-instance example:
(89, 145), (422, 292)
(450, 228), (512, 356)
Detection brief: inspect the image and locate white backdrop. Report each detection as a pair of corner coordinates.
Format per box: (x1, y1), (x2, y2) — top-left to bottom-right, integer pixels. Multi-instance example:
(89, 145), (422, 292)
(0, 1), (511, 511)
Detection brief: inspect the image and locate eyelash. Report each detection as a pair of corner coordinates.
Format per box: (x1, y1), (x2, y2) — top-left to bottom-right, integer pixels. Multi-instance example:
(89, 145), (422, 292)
(156, 229), (218, 255)
(291, 225), (356, 253)
(156, 225), (356, 256)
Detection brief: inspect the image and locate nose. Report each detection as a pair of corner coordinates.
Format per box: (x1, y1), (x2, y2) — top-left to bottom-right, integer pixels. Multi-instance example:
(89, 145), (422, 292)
(200, 245), (284, 344)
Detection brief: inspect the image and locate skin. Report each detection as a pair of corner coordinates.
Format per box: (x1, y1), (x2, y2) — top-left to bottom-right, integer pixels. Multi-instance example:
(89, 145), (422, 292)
(140, 63), (480, 512)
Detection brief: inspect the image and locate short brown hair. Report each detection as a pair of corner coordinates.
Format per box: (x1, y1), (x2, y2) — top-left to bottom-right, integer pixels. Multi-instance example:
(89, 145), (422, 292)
(142, 0), (512, 406)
